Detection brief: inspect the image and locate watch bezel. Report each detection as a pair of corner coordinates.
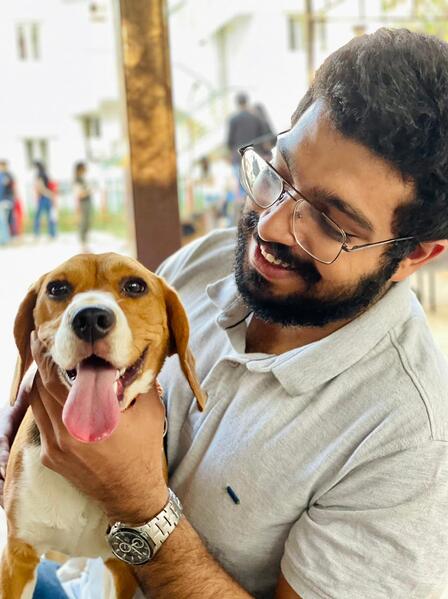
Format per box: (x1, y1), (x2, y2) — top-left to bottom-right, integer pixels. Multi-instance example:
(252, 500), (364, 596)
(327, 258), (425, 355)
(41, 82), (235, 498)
(109, 526), (155, 565)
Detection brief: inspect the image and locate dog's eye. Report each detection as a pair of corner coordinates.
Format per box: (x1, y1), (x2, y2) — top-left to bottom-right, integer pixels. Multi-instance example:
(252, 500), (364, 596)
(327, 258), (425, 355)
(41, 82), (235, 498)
(121, 277), (148, 297)
(46, 280), (73, 300)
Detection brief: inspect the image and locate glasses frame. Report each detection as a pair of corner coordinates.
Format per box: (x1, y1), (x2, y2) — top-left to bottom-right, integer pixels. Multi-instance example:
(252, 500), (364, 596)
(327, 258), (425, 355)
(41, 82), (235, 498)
(238, 134), (416, 265)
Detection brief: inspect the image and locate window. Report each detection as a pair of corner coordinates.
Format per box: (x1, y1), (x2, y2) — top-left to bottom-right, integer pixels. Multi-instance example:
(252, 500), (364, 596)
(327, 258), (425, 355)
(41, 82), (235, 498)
(89, 2), (108, 22)
(287, 14), (327, 53)
(81, 115), (102, 139)
(316, 18), (327, 52)
(24, 139), (49, 168)
(17, 25), (26, 60)
(16, 22), (41, 61)
(287, 15), (306, 52)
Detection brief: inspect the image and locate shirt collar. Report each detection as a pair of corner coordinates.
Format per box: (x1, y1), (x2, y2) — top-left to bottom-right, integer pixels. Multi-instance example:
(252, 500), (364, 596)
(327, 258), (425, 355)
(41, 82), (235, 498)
(207, 275), (415, 395)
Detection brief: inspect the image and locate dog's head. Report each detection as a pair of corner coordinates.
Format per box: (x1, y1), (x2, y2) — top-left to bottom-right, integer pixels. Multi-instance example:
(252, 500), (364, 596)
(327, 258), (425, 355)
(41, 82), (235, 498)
(11, 252), (206, 442)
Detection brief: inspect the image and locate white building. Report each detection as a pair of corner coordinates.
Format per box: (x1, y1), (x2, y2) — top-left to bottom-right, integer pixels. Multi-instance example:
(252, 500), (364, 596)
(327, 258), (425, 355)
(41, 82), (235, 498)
(168, 0), (418, 173)
(0, 0), (424, 214)
(0, 0), (124, 212)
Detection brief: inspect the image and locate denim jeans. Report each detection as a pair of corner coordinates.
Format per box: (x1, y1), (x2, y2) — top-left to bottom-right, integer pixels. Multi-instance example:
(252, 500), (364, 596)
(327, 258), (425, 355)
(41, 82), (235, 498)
(34, 195), (57, 238)
(0, 200), (11, 245)
(33, 560), (68, 599)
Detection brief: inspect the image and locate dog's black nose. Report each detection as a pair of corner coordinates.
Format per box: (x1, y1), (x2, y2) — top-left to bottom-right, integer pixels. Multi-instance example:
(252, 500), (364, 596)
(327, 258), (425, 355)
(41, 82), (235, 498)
(72, 307), (116, 343)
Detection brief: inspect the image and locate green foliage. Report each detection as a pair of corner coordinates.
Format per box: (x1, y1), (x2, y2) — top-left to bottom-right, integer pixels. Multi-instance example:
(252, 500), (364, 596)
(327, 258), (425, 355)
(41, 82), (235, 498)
(381, 0), (448, 40)
(25, 208), (129, 238)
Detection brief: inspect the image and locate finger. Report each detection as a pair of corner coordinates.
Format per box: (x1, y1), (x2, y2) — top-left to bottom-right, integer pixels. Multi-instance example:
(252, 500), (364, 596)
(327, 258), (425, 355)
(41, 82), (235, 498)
(34, 374), (64, 422)
(30, 332), (67, 405)
(17, 362), (38, 399)
(29, 375), (57, 445)
(132, 385), (165, 423)
(0, 438), (10, 480)
(13, 362), (38, 416)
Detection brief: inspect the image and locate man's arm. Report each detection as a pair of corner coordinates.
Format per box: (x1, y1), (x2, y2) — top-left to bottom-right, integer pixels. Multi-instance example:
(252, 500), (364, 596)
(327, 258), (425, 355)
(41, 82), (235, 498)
(133, 518), (302, 599)
(133, 517), (251, 598)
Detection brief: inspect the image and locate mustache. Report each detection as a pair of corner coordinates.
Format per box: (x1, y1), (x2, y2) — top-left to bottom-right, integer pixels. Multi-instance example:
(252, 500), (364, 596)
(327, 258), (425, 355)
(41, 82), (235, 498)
(241, 210), (321, 285)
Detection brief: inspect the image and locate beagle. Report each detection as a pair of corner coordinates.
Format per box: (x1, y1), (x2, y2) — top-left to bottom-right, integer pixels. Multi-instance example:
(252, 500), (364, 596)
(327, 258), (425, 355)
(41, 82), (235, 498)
(0, 252), (206, 599)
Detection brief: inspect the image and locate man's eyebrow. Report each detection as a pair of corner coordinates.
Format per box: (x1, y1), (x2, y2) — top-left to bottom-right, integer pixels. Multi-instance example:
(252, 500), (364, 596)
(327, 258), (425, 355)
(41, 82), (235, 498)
(276, 141), (374, 234)
(307, 188), (375, 233)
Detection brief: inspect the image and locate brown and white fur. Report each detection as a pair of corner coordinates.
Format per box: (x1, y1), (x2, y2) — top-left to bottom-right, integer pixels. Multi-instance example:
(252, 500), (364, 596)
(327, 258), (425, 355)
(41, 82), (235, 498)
(0, 252), (206, 599)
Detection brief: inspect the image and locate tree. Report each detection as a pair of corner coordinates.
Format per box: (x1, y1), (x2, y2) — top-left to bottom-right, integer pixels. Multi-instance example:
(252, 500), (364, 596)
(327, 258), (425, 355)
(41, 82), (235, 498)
(382, 0), (448, 40)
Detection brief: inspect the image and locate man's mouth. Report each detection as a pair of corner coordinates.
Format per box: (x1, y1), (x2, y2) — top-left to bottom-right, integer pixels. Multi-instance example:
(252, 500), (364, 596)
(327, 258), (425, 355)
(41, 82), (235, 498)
(259, 244), (295, 270)
(65, 348), (147, 404)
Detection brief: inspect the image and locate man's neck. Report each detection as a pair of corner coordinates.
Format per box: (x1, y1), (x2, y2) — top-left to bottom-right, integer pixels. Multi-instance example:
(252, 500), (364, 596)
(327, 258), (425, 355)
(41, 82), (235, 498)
(245, 314), (350, 355)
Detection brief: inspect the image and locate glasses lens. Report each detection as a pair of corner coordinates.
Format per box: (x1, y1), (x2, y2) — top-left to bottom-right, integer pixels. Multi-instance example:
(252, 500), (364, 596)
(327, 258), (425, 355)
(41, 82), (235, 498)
(292, 200), (344, 264)
(241, 149), (283, 208)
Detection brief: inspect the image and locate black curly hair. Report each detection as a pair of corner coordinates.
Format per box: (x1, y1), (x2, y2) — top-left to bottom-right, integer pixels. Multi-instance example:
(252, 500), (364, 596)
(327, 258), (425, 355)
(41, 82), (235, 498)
(292, 28), (448, 259)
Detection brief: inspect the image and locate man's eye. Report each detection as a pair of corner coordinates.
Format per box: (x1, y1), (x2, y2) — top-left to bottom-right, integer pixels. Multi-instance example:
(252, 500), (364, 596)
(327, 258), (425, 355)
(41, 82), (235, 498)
(46, 280), (73, 300)
(121, 277), (148, 297)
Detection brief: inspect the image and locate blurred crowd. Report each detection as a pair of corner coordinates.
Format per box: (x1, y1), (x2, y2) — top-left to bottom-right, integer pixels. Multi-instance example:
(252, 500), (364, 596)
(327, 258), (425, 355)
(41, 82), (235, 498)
(1, 93), (275, 248)
(184, 93), (275, 238)
(0, 160), (93, 251)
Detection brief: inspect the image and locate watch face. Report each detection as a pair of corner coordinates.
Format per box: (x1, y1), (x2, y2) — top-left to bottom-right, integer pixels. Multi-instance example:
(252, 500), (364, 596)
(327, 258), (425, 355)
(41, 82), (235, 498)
(109, 528), (153, 565)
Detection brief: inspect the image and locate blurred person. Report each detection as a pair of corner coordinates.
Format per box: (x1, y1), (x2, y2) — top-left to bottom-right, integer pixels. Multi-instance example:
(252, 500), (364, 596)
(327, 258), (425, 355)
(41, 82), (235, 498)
(33, 161), (57, 240)
(251, 103), (277, 160)
(0, 160), (15, 245)
(5, 28), (448, 599)
(193, 156), (226, 231)
(226, 92), (265, 222)
(11, 188), (24, 237)
(74, 161), (92, 252)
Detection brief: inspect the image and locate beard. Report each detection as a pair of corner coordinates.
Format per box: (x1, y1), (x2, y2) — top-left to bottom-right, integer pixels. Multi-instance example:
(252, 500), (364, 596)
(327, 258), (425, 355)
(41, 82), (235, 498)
(234, 210), (402, 327)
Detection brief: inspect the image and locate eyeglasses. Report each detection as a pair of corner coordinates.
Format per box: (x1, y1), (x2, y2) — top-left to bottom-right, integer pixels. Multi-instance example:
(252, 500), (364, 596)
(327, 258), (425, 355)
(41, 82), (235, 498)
(238, 141), (415, 265)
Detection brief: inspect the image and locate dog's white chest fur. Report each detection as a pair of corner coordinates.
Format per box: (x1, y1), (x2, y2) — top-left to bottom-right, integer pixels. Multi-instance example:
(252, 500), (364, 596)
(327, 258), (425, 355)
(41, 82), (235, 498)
(16, 445), (113, 560)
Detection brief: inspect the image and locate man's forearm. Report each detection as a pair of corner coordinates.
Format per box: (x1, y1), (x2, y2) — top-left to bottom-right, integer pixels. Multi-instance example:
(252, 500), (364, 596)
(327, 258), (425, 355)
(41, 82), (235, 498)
(133, 517), (253, 598)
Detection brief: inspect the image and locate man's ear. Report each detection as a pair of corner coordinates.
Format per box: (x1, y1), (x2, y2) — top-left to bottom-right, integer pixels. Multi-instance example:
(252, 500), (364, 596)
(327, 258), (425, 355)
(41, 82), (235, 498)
(390, 240), (448, 282)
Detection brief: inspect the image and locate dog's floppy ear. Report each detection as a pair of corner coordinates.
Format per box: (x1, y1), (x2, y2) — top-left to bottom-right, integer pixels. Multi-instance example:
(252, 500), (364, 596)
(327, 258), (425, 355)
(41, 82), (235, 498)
(161, 278), (206, 411)
(10, 275), (46, 405)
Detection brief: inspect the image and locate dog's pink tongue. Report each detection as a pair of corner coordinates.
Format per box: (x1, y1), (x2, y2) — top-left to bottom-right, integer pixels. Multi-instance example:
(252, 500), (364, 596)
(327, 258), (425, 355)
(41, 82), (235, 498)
(63, 360), (120, 443)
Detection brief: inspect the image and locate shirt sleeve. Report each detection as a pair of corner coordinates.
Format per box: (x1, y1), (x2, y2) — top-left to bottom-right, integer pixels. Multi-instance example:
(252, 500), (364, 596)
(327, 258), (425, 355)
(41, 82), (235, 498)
(281, 441), (448, 599)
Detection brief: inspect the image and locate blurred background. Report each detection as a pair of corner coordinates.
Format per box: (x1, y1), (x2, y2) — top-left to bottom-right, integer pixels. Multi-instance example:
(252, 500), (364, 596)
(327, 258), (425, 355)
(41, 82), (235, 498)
(1, 0), (448, 404)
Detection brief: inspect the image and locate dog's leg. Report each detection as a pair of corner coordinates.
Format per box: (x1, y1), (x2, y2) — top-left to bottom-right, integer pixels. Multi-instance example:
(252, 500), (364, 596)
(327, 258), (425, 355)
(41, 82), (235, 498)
(105, 558), (138, 599)
(0, 538), (40, 599)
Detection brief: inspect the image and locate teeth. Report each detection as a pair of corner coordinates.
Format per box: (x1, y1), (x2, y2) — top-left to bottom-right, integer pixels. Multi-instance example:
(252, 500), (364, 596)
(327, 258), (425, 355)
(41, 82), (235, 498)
(113, 380), (118, 393)
(260, 246), (290, 269)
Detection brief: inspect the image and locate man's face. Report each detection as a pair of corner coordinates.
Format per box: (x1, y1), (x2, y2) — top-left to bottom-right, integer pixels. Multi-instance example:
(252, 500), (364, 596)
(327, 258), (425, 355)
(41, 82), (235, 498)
(235, 101), (415, 327)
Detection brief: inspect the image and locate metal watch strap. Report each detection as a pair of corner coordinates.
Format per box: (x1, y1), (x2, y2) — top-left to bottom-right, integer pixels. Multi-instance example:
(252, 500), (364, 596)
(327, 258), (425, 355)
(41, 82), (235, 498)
(108, 488), (183, 563)
(137, 488), (183, 555)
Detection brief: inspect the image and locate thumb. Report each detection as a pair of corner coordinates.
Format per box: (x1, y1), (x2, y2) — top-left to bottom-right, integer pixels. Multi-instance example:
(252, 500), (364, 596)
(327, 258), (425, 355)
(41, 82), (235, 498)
(16, 362), (38, 406)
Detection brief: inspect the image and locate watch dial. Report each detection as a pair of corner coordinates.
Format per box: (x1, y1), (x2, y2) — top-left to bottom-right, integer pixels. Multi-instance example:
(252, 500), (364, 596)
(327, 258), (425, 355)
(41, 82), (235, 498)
(110, 529), (152, 565)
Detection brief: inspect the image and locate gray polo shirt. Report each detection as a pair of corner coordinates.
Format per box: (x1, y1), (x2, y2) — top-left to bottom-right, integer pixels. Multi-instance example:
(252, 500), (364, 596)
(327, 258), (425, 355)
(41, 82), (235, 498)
(158, 228), (448, 599)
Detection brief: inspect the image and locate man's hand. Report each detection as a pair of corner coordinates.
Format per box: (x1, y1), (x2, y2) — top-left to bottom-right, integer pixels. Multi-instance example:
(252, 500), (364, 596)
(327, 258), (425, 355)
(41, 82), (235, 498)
(0, 364), (35, 507)
(27, 332), (168, 523)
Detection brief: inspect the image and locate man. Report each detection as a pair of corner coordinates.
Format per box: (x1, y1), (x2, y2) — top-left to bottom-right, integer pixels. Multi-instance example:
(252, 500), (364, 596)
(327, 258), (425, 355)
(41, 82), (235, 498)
(227, 92), (266, 165)
(0, 160), (15, 245)
(3, 27), (448, 598)
(226, 92), (266, 221)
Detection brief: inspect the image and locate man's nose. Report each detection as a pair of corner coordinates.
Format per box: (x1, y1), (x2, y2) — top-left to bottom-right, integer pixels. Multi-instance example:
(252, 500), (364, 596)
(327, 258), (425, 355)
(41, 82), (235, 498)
(257, 194), (297, 246)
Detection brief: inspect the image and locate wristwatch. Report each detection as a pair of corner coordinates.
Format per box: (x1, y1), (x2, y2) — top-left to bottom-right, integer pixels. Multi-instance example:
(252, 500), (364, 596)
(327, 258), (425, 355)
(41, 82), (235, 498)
(106, 488), (183, 565)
